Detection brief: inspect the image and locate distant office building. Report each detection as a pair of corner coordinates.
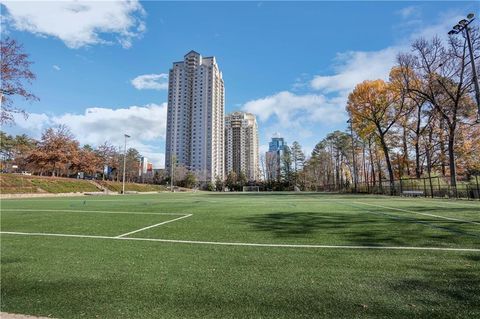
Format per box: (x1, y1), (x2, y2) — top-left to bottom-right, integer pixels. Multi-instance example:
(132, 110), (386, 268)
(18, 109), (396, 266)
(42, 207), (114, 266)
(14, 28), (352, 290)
(140, 157), (149, 176)
(265, 135), (287, 181)
(225, 112), (259, 181)
(165, 50), (225, 182)
(140, 157), (153, 181)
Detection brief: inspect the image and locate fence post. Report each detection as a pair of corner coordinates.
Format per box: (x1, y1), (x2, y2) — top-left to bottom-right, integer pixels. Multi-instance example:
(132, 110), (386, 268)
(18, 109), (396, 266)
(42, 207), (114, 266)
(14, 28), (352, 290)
(437, 177), (441, 198)
(476, 175), (479, 200)
(423, 178), (427, 197)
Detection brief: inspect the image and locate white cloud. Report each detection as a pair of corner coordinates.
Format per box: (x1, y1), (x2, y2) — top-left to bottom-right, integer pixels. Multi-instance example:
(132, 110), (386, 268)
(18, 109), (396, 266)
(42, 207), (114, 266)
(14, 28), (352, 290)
(14, 113), (51, 135)
(52, 65), (61, 71)
(243, 91), (346, 125)
(13, 103), (167, 167)
(54, 103), (167, 145)
(310, 10), (463, 97)
(131, 73), (169, 90)
(310, 47), (399, 94)
(242, 91), (347, 143)
(397, 6), (421, 19)
(2, 0), (146, 49)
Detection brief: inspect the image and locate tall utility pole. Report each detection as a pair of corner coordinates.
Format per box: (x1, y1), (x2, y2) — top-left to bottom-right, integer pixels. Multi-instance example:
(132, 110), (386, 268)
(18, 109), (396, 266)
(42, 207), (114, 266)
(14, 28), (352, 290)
(122, 134), (130, 194)
(449, 13), (480, 122)
(347, 119), (358, 193)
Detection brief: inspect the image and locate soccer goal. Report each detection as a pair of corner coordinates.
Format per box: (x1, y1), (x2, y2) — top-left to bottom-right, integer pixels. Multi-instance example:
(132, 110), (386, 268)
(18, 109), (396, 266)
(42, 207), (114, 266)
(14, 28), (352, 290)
(243, 186), (260, 192)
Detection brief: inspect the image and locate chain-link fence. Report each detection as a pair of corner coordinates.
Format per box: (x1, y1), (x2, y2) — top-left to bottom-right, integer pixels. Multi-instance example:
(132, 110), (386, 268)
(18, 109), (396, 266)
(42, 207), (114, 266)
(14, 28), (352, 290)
(352, 175), (480, 199)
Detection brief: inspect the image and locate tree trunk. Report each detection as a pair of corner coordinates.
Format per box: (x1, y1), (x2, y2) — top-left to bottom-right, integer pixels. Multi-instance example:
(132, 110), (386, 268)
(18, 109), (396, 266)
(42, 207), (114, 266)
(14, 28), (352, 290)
(414, 108), (422, 178)
(439, 119), (447, 176)
(414, 139), (421, 178)
(402, 127), (410, 176)
(447, 126), (457, 188)
(425, 143), (434, 197)
(379, 133), (395, 195)
(368, 139), (376, 187)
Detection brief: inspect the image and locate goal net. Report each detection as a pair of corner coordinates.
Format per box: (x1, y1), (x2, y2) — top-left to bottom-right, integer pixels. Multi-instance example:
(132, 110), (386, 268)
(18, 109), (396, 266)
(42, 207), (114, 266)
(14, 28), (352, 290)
(243, 186), (260, 192)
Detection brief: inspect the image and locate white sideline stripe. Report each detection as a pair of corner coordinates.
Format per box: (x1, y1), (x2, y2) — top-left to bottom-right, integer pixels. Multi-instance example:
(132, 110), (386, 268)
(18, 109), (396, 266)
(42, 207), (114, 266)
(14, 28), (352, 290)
(417, 200), (480, 208)
(115, 214), (193, 238)
(0, 209), (185, 216)
(354, 202), (480, 225)
(1, 231), (478, 252)
(387, 198), (480, 207)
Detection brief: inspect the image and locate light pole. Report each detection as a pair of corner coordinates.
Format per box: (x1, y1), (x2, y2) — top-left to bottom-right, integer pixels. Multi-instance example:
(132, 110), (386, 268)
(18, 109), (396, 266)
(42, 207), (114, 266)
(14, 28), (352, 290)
(122, 134), (130, 194)
(347, 119), (358, 193)
(449, 13), (480, 122)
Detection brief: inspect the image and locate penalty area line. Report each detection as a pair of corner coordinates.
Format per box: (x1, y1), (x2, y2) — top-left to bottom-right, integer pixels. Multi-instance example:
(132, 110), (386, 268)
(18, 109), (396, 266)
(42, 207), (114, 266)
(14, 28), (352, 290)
(115, 214), (193, 238)
(1, 231), (479, 252)
(0, 209), (186, 216)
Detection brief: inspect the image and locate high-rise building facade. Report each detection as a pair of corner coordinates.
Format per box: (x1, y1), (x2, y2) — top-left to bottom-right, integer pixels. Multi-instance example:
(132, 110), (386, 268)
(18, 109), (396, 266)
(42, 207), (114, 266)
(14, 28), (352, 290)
(265, 136), (287, 181)
(225, 112), (259, 181)
(165, 50), (225, 182)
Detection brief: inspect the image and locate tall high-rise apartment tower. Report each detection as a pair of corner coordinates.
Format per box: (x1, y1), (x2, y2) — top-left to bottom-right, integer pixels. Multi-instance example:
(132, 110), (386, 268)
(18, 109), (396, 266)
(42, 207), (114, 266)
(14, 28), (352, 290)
(165, 50), (225, 182)
(224, 112), (259, 181)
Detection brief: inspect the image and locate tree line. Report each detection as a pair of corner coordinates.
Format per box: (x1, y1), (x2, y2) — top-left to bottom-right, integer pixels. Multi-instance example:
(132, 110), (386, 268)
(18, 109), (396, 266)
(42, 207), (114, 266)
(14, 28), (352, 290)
(1, 125), (149, 183)
(294, 32), (480, 193)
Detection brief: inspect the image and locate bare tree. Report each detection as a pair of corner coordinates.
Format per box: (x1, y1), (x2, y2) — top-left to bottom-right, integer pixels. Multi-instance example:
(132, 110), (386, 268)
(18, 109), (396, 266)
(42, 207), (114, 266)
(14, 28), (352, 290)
(1, 37), (39, 124)
(398, 34), (479, 187)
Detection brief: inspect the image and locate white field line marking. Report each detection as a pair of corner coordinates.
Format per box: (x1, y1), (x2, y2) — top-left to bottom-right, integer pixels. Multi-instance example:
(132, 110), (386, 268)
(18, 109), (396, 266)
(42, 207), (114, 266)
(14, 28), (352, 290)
(414, 200), (480, 208)
(386, 198), (480, 207)
(354, 201), (480, 225)
(1, 231), (478, 252)
(115, 214), (193, 238)
(1, 209), (185, 216)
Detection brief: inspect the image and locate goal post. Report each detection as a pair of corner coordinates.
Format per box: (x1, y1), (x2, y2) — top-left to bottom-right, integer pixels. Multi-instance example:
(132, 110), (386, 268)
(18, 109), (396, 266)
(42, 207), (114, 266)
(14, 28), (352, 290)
(243, 186), (260, 192)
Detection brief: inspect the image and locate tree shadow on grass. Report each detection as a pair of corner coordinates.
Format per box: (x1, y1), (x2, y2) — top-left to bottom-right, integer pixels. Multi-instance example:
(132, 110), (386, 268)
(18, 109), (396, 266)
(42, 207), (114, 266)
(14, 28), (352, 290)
(241, 212), (328, 237)
(390, 257), (480, 310)
(241, 211), (480, 247)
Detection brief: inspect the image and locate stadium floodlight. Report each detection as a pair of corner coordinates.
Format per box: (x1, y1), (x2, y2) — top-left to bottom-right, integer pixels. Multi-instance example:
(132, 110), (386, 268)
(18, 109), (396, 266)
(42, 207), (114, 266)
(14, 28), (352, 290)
(448, 13), (480, 122)
(122, 134), (131, 194)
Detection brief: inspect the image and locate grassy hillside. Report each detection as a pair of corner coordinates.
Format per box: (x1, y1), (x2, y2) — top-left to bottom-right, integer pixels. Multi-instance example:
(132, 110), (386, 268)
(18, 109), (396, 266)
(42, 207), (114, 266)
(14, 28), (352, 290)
(0, 174), (100, 194)
(97, 180), (167, 192)
(0, 174), (168, 194)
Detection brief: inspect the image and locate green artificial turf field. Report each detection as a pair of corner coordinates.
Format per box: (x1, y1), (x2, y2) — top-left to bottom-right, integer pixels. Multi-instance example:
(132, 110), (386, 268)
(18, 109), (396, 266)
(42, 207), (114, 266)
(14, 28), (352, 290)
(1, 192), (479, 318)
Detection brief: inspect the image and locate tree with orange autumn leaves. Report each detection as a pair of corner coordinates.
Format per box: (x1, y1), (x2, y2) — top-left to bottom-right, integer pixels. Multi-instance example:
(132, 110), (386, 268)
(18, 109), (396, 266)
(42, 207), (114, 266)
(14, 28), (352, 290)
(0, 125), (144, 181)
(346, 75), (413, 193)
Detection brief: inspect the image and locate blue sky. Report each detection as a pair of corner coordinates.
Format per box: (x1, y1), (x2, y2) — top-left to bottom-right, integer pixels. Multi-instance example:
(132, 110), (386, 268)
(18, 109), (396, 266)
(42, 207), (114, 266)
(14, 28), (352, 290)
(1, 1), (477, 167)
